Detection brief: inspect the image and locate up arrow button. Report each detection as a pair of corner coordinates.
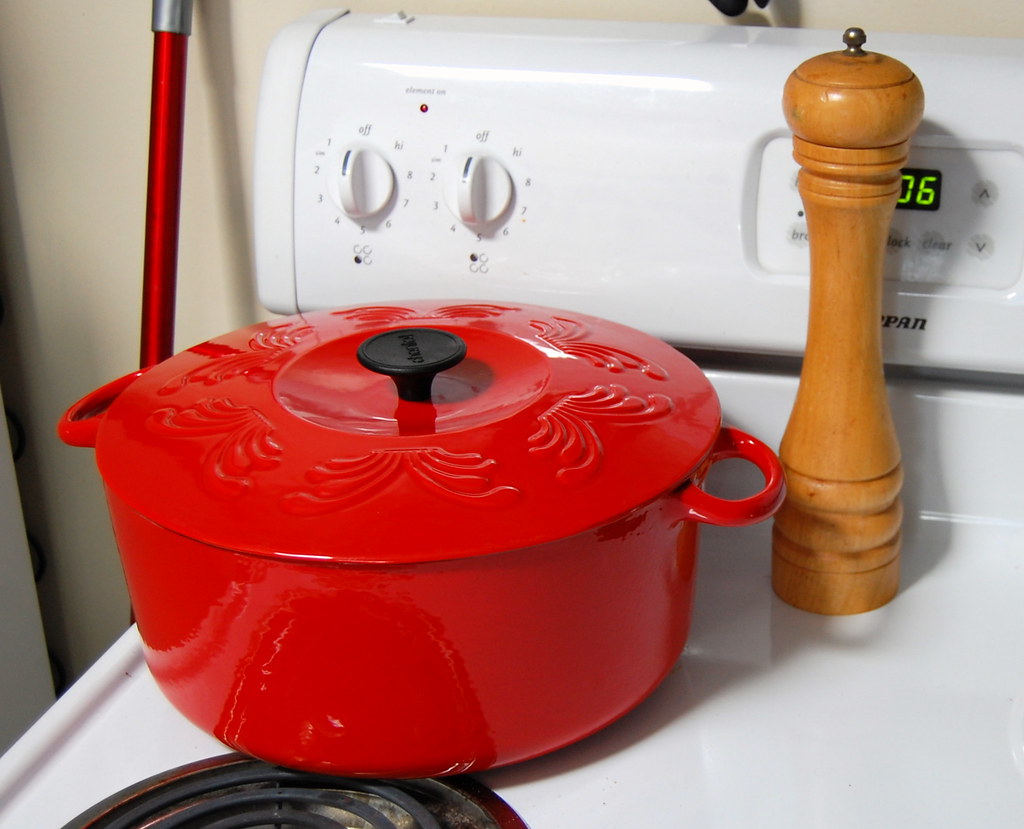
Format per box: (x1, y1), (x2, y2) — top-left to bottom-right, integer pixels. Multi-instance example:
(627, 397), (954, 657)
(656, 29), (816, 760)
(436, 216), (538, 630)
(971, 179), (999, 206)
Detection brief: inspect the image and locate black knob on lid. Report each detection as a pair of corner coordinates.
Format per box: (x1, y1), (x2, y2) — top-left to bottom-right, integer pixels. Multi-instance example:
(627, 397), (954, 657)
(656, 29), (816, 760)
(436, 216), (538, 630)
(357, 328), (467, 402)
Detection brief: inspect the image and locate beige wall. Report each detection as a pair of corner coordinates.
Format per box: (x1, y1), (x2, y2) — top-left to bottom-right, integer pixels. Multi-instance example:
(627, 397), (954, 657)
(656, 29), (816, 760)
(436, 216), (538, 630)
(1, 0), (1022, 682)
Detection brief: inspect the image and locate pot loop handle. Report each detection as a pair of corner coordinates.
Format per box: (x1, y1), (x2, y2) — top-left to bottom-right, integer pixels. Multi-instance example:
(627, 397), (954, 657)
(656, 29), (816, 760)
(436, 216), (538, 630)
(678, 426), (786, 526)
(58, 368), (151, 448)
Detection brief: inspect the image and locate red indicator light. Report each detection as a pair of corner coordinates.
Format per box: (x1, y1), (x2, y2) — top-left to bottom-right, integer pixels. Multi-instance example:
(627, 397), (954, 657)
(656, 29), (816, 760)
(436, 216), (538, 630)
(419, 104), (429, 113)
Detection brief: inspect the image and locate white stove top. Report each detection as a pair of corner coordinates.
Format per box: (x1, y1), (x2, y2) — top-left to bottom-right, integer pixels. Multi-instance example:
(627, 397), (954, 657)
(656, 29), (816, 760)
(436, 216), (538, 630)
(3, 370), (1022, 827)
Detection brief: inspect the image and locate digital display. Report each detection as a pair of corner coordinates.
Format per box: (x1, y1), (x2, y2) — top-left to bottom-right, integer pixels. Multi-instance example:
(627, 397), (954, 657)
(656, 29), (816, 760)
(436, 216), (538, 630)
(897, 168), (942, 212)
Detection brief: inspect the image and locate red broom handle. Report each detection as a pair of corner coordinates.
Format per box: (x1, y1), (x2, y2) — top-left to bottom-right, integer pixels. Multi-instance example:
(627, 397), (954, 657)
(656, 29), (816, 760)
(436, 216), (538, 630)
(140, 4), (192, 368)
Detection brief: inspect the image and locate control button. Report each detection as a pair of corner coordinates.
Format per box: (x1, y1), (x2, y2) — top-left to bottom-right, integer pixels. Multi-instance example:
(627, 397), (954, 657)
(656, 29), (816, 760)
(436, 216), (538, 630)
(787, 222), (809, 247)
(887, 229), (912, 254)
(971, 180), (999, 207)
(449, 156), (514, 227)
(338, 148), (395, 219)
(920, 231), (952, 253)
(968, 234), (995, 260)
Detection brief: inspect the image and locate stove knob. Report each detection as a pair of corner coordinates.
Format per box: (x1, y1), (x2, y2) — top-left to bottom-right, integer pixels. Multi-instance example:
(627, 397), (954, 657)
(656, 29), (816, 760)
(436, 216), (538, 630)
(337, 147), (395, 219)
(449, 155), (513, 227)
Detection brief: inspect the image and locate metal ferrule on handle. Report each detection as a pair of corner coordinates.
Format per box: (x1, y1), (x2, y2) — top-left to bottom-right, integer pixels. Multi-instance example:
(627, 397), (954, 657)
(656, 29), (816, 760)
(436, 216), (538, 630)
(152, 0), (194, 35)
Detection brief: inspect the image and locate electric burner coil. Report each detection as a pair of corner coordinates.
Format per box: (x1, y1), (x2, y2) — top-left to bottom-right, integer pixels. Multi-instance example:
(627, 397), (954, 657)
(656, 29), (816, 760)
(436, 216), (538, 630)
(63, 755), (528, 829)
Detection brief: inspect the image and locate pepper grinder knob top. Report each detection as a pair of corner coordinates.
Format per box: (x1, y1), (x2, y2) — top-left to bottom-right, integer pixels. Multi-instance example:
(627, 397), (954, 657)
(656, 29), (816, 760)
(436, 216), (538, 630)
(842, 27), (867, 55)
(783, 27), (924, 150)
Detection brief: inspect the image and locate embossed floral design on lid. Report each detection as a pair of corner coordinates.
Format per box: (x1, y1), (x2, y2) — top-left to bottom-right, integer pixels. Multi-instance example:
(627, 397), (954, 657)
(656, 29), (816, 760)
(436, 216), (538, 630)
(91, 301), (722, 563)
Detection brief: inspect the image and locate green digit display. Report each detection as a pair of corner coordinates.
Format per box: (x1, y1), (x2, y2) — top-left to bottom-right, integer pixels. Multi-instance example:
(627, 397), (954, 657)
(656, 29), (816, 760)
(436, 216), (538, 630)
(897, 168), (942, 212)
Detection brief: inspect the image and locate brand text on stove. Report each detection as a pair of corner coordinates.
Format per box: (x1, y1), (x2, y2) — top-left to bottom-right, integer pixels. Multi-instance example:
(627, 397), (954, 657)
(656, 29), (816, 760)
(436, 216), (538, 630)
(881, 315), (927, 331)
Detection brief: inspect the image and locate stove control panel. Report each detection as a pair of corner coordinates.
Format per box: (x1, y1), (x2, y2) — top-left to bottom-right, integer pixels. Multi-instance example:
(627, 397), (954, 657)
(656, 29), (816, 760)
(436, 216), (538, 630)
(255, 12), (1024, 376)
(757, 138), (1024, 291)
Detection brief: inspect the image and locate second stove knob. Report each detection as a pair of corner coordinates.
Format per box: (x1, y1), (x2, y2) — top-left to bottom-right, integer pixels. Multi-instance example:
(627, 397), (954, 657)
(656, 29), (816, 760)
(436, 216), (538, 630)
(449, 155), (514, 227)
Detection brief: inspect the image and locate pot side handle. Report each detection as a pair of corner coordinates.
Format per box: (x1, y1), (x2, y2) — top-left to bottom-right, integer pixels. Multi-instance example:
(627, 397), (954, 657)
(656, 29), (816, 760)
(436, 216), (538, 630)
(57, 369), (150, 448)
(678, 426), (786, 526)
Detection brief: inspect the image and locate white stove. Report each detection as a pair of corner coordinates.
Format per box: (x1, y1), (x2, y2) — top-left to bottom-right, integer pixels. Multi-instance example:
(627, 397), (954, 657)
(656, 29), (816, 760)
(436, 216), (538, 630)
(2, 11), (1024, 827)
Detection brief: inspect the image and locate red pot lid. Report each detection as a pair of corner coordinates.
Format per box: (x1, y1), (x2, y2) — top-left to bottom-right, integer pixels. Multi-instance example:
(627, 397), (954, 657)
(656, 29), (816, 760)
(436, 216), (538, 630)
(94, 301), (721, 563)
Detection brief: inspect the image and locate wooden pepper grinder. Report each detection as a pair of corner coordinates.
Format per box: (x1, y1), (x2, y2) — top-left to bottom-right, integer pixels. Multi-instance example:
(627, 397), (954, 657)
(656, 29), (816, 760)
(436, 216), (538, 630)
(772, 28), (924, 615)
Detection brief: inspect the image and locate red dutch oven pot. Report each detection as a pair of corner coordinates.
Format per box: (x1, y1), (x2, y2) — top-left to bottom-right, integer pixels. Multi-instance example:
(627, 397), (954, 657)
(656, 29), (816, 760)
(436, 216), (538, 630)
(59, 301), (784, 779)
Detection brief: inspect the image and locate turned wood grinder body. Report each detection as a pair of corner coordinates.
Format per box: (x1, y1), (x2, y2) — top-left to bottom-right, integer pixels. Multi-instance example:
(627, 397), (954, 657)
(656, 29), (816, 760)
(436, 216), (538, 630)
(772, 29), (924, 614)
